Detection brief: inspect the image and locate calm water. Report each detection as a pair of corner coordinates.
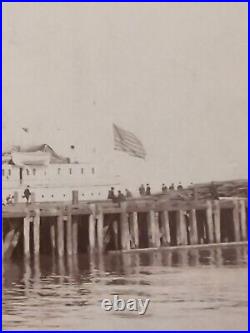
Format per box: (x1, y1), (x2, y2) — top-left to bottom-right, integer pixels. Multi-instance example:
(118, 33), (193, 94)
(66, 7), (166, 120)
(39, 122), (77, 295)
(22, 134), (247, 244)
(3, 244), (248, 331)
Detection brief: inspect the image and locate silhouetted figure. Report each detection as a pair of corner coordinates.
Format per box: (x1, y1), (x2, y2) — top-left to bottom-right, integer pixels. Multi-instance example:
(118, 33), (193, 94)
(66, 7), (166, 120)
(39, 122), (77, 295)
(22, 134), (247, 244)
(117, 190), (126, 203)
(139, 184), (146, 196)
(125, 189), (132, 198)
(6, 194), (12, 205)
(23, 185), (31, 204)
(177, 182), (183, 190)
(108, 187), (115, 200)
(169, 183), (175, 190)
(146, 184), (151, 196)
(162, 184), (168, 193)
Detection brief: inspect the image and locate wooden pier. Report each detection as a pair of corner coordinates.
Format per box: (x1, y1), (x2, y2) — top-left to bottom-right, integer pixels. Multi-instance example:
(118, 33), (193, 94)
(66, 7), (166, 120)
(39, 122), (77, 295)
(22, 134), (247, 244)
(2, 194), (248, 258)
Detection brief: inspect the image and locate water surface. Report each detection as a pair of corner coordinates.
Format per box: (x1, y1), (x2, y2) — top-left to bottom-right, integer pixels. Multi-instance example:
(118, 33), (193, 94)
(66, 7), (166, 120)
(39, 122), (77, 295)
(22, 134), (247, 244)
(3, 244), (248, 330)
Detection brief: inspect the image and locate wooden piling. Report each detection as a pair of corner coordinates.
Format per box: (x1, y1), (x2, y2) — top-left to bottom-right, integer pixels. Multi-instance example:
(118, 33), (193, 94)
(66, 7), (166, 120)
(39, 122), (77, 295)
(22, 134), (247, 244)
(233, 199), (241, 242)
(130, 212), (139, 249)
(113, 220), (119, 250)
(176, 210), (188, 245)
(88, 214), (96, 253)
(206, 200), (214, 243)
(239, 199), (247, 241)
(89, 204), (96, 253)
(72, 216), (78, 254)
(66, 210), (73, 256)
(72, 190), (79, 205)
(154, 212), (161, 248)
(50, 222), (56, 254)
(57, 212), (64, 256)
(213, 200), (221, 243)
(33, 208), (40, 255)
(147, 210), (157, 247)
(160, 210), (171, 246)
(120, 202), (130, 250)
(96, 208), (104, 252)
(23, 212), (30, 257)
(189, 209), (198, 245)
(13, 191), (18, 204)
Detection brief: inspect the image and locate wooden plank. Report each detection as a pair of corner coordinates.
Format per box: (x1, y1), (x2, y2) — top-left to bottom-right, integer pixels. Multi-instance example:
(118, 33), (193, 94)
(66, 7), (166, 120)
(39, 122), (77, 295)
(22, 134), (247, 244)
(233, 199), (241, 242)
(72, 216), (78, 254)
(213, 200), (221, 243)
(120, 202), (130, 250)
(66, 211), (73, 256)
(176, 210), (188, 245)
(23, 214), (30, 257)
(160, 211), (171, 246)
(206, 200), (214, 243)
(97, 211), (104, 252)
(130, 212), (139, 249)
(189, 209), (198, 245)
(57, 213), (64, 256)
(33, 209), (40, 255)
(239, 199), (247, 241)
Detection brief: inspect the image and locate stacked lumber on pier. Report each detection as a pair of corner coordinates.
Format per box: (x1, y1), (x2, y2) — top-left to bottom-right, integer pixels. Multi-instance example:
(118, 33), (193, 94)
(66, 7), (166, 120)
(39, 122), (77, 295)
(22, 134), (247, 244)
(155, 179), (247, 201)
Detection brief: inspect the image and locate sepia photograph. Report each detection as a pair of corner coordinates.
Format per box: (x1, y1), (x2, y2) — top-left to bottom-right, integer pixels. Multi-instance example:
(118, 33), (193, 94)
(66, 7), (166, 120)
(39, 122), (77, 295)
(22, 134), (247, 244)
(2, 2), (248, 331)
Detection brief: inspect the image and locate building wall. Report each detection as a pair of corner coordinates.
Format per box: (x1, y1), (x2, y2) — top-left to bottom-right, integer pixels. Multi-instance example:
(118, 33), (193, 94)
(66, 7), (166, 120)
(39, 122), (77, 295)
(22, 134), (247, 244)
(2, 163), (97, 188)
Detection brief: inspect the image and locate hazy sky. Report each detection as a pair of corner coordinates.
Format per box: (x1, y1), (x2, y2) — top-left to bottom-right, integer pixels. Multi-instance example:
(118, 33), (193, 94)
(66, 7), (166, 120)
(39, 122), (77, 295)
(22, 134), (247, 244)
(3, 3), (248, 188)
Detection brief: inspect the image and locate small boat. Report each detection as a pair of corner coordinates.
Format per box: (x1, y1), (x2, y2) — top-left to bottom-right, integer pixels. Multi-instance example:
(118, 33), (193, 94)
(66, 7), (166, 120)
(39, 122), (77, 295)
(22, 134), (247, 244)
(12, 151), (51, 166)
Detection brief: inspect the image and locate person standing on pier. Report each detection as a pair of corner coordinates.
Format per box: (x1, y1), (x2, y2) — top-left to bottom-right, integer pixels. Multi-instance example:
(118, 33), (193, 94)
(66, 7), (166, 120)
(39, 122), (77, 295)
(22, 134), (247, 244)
(177, 182), (183, 190)
(146, 184), (151, 196)
(125, 189), (132, 198)
(169, 183), (175, 190)
(139, 184), (146, 196)
(23, 185), (31, 204)
(117, 190), (126, 202)
(162, 184), (168, 193)
(108, 187), (115, 200)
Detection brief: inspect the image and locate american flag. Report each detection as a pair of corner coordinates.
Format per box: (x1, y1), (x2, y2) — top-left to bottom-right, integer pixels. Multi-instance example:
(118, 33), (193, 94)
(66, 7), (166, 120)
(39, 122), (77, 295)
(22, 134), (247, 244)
(113, 124), (146, 159)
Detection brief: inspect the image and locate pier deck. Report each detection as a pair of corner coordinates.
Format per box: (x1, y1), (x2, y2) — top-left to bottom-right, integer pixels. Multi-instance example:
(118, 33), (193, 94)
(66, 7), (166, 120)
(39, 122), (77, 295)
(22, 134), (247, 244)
(3, 195), (248, 258)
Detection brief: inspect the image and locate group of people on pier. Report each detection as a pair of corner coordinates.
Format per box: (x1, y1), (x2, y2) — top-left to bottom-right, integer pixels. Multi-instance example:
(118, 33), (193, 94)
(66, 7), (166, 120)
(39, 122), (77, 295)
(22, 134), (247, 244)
(3, 185), (31, 206)
(161, 182), (184, 193)
(139, 182), (184, 196)
(107, 182), (185, 202)
(107, 187), (132, 203)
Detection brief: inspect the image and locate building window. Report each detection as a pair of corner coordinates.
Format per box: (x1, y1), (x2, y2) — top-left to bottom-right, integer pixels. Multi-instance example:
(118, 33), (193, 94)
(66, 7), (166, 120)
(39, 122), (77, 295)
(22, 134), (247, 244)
(26, 169), (30, 176)
(44, 170), (47, 176)
(69, 168), (72, 175)
(32, 168), (36, 176)
(81, 168), (84, 175)
(91, 167), (95, 174)
(2, 169), (4, 177)
(57, 168), (61, 175)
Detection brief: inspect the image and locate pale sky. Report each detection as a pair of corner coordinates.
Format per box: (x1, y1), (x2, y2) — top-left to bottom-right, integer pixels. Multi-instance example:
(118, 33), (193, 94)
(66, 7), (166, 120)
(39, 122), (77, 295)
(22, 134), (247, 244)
(2, 3), (248, 189)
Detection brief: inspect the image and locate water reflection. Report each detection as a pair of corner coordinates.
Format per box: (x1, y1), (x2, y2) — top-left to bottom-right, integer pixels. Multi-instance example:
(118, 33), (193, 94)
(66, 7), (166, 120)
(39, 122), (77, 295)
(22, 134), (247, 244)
(3, 244), (248, 331)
